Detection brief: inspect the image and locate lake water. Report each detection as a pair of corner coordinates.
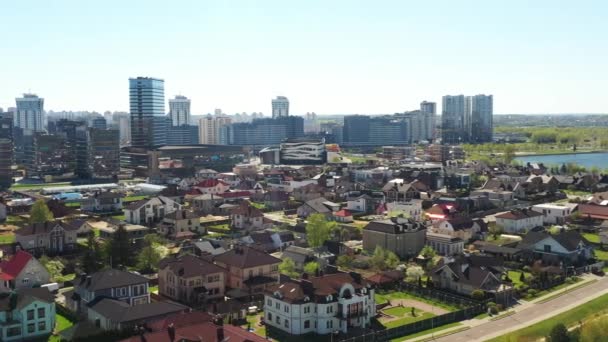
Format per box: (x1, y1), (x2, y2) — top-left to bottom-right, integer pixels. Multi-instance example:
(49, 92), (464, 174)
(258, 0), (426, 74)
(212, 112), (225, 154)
(515, 152), (608, 169)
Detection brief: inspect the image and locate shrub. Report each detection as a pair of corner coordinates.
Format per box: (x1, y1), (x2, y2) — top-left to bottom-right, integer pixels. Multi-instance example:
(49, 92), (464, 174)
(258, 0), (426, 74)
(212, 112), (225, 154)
(351, 259), (370, 269)
(471, 289), (485, 301)
(523, 266), (531, 273)
(528, 289), (538, 297)
(489, 306), (499, 315)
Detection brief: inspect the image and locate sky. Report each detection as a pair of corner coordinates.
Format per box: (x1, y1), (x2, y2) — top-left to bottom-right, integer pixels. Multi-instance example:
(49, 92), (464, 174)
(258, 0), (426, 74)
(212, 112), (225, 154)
(1, 0), (607, 115)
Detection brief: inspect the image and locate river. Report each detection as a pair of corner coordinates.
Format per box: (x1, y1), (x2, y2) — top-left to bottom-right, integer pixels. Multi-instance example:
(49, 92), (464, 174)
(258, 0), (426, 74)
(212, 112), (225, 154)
(515, 152), (608, 169)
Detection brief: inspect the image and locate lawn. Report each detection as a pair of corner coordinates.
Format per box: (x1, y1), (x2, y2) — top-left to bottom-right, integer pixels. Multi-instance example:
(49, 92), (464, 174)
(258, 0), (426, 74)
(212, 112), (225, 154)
(583, 233), (601, 243)
(0, 233), (15, 244)
(383, 311), (435, 329)
(384, 306), (410, 317)
(506, 270), (530, 286)
(5, 215), (26, 226)
(111, 213), (126, 220)
(64, 202), (81, 208)
(241, 313), (266, 337)
(48, 313), (74, 342)
(250, 202), (266, 210)
(123, 195), (148, 202)
(55, 273), (76, 283)
(375, 291), (459, 312)
(10, 182), (71, 191)
(487, 292), (608, 342)
(390, 322), (464, 342)
(149, 285), (159, 294)
(594, 249), (608, 261)
(526, 277), (583, 301)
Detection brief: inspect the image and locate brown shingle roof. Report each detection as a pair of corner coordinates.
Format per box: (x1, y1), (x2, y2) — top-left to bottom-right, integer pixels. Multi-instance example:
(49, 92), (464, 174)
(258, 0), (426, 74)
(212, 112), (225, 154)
(214, 246), (281, 269)
(495, 209), (543, 220)
(159, 254), (226, 278)
(15, 221), (79, 236)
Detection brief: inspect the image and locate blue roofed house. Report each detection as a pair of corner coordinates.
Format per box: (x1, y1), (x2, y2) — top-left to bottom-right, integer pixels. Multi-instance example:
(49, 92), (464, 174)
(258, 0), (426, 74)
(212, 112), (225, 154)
(0, 288), (56, 341)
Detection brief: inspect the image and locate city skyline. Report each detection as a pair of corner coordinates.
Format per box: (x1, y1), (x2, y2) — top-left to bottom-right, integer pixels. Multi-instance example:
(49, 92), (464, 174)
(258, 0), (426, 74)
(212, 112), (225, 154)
(2, 0), (608, 114)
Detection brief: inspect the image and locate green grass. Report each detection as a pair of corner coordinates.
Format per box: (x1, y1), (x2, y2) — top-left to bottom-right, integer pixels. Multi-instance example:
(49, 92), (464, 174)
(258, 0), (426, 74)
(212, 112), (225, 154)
(535, 279), (597, 304)
(475, 312), (490, 320)
(64, 202), (81, 208)
(48, 313), (75, 342)
(383, 311), (435, 329)
(10, 182), (71, 191)
(390, 322), (464, 342)
(149, 285), (159, 294)
(486, 293), (608, 342)
(123, 195), (148, 202)
(506, 270), (530, 286)
(0, 233), (15, 244)
(384, 306), (410, 317)
(55, 273), (76, 283)
(111, 214), (126, 220)
(583, 233), (601, 243)
(526, 277), (583, 300)
(240, 313), (266, 337)
(5, 215), (26, 226)
(594, 249), (608, 261)
(250, 202), (266, 210)
(375, 291), (459, 312)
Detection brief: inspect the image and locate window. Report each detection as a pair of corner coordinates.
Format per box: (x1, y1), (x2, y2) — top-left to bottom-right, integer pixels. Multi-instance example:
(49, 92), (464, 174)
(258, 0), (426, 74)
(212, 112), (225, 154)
(27, 323), (35, 333)
(7, 327), (21, 337)
(267, 299), (272, 306)
(304, 320), (310, 329)
(37, 308), (45, 319)
(284, 305), (289, 313)
(276, 316), (280, 324)
(304, 306), (310, 314)
(284, 320), (289, 328)
(276, 302), (280, 309)
(38, 321), (47, 331)
(326, 320), (333, 329)
(27, 309), (35, 320)
(267, 312), (272, 321)
(326, 305), (333, 314)
(207, 275), (220, 282)
(544, 245), (552, 253)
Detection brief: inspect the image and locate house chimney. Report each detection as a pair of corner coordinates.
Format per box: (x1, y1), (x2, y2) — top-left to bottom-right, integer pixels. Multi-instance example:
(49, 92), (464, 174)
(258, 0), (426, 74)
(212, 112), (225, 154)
(167, 323), (175, 342)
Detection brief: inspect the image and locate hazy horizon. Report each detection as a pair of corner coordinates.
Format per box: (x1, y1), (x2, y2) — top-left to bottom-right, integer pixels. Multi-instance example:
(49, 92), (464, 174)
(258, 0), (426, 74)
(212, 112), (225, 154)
(2, 0), (607, 115)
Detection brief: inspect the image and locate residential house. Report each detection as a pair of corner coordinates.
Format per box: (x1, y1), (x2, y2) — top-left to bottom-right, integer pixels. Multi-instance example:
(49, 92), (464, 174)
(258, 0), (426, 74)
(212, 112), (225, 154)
(278, 245), (317, 271)
(297, 197), (340, 218)
(0, 202), (6, 222)
(15, 221), (79, 255)
(86, 298), (185, 332)
(578, 204), (608, 221)
(382, 179), (425, 201)
(193, 179), (231, 195)
(518, 231), (594, 266)
(345, 193), (380, 214)
(264, 190), (290, 211)
(158, 210), (204, 240)
(230, 201), (269, 231)
(67, 269), (150, 314)
(365, 270), (403, 289)
(524, 175), (559, 195)
(531, 203), (578, 225)
(384, 199), (424, 220)
(333, 209), (353, 223)
(0, 251), (50, 290)
(124, 196), (182, 226)
(495, 209), (544, 234)
(81, 192), (123, 213)
(426, 232), (464, 256)
(0, 288), (56, 341)
(470, 189), (516, 209)
(362, 217), (426, 259)
(432, 255), (509, 300)
(158, 254), (227, 304)
(433, 217), (486, 242)
(292, 183), (327, 202)
(482, 178), (526, 200)
(241, 231), (278, 253)
(98, 223), (148, 243)
(264, 272), (376, 335)
(191, 194), (224, 214)
(213, 246), (281, 295)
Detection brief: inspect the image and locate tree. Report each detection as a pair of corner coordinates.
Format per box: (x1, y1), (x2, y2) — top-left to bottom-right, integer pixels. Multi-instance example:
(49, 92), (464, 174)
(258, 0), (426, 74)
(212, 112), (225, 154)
(520, 272), (525, 283)
(580, 316), (608, 341)
(548, 323), (570, 342)
(420, 246), (437, 259)
(303, 261), (320, 275)
(39, 255), (65, 281)
(471, 289), (485, 301)
(406, 266), (424, 283)
(82, 231), (103, 273)
(107, 225), (134, 267)
(503, 145), (516, 165)
(336, 255), (354, 269)
(370, 246), (387, 270)
(29, 199), (54, 224)
(136, 234), (168, 273)
(488, 224), (503, 240)
(411, 307), (416, 317)
(305, 214), (337, 248)
(279, 257), (298, 278)
(385, 250), (400, 269)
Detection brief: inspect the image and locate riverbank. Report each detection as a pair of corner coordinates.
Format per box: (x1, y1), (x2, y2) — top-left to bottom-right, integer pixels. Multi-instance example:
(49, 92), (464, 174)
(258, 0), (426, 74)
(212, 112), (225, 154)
(514, 149), (608, 157)
(514, 151), (608, 169)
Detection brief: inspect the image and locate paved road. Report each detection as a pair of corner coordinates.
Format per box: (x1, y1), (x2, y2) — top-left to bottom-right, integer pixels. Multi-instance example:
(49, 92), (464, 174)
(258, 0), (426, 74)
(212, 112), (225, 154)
(433, 277), (608, 342)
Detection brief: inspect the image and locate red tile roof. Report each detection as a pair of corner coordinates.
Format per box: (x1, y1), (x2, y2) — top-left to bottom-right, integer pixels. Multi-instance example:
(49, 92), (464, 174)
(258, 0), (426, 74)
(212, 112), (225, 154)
(578, 204), (608, 220)
(217, 191), (251, 199)
(0, 250), (33, 278)
(495, 209), (543, 220)
(195, 179), (229, 188)
(334, 209), (352, 217)
(120, 321), (266, 342)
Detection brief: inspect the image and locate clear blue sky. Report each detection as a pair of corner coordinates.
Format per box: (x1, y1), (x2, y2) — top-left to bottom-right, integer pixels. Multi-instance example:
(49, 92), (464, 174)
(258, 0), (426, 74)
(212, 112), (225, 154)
(1, 0), (607, 115)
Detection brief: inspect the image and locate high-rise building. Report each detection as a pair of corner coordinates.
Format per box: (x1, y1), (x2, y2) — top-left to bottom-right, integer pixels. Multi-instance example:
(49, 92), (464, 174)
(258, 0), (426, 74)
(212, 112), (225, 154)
(25, 133), (73, 180)
(167, 124), (199, 145)
(129, 77), (165, 148)
(198, 115), (232, 144)
(118, 115), (131, 146)
(469, 94), (493, 143)
(441, 95), (467, 144)
(169, 95), (191, 126)
(223, 116), (304, 146)
(15, 93), (45, 132)
(0, 113), (14, 189)
(76, 127), (120, 180)
(420, 101), (437, 115)
(343, 115), (410, 146)
(90, 117), (107, 130)
(271, 96), (289, 118)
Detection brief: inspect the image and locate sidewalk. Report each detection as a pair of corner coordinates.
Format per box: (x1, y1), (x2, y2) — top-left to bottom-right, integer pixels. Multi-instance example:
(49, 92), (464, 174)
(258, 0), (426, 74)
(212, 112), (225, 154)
(403, 274), (602, 342)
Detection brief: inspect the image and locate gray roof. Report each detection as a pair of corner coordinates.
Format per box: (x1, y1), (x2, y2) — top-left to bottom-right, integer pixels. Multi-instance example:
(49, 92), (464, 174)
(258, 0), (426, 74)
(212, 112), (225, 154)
(364, 217), (426, 234)
(77, 269), (148, 292)
(302, 197), (331, 213)
(89, 298), (185, 323)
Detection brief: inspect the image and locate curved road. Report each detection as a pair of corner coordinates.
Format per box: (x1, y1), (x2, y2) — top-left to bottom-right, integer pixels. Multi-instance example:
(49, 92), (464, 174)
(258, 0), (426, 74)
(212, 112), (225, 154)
(433, 276), (608, 342)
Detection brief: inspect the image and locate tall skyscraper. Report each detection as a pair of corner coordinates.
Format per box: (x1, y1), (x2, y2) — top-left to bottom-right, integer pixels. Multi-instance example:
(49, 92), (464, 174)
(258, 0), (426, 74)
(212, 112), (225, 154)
(129, 77), (165, 148)
(441, 95), (467, 144)
(272, 96), (289, 118)
(420, 101), (437, 115)
(469, 94), (493, 143)
(0, 112), (14, 189)
(90, 117), (107, 130)
(199, 115), (232, 144)
(76, 127), (120, 180)
(15, 93), (45, 132)
(169, 95), (191, 126)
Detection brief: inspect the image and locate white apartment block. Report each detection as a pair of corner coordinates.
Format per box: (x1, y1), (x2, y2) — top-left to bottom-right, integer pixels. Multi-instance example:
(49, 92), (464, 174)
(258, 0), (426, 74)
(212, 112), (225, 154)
(169, 95), (191, 126)
(199, 115), (232, 144)
(15, 93), (45, 132)
(272, 96), (289, 118)
(531, 203), (578, 225)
